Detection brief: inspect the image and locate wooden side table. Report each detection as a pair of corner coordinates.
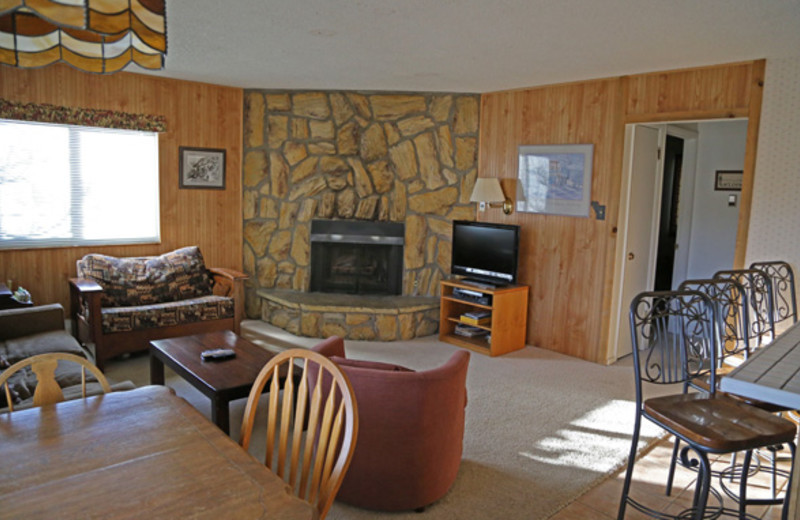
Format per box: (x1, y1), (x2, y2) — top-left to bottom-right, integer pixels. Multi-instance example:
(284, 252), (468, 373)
(0, 283), (33, 310)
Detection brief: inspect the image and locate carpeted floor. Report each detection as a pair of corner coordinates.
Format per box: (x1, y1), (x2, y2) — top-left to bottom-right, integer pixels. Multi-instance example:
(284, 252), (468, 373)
(105, 322), (665, 520)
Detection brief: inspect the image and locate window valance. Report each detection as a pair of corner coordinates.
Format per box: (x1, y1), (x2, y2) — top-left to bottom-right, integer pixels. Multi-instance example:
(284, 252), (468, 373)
(0, 99), (167, 132)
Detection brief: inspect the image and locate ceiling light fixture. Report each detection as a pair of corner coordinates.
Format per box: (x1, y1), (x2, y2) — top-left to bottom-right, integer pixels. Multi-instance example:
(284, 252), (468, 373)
(0, 0), (167, 74)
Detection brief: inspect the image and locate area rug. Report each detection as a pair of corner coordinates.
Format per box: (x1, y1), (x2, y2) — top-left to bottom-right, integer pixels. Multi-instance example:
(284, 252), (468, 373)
(106, 323), (664, 520)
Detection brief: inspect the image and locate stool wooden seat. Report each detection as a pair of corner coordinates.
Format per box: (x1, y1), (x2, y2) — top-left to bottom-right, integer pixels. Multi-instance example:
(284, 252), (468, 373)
(645, 393), (796, 452)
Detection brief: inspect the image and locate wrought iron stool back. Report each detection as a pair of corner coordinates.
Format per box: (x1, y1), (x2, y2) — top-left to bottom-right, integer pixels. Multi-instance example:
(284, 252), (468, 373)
(714, 269), (775, 349)
(750, 261), (797, 333)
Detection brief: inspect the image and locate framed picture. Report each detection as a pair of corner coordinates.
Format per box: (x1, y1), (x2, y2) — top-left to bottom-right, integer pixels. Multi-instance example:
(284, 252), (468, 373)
(516, 144), (594, 217)
(179, 147), (226, 189)
(714, 170), (743, 191)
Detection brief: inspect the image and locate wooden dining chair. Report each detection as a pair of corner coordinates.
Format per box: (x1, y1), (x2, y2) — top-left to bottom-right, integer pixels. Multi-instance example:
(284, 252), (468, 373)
(618, 290), (797, 520)
(0, 352), (111, 412)
(750, 261), (798, 334)
(239, 349), (358, 520)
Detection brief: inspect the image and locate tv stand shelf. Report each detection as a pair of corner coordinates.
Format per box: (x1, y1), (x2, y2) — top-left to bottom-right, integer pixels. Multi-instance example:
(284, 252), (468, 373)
(439, 280), (529, 356)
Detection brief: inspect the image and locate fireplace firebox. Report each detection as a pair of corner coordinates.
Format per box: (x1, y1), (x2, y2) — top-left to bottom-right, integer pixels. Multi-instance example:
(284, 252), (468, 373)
(309, 219), (404, 295)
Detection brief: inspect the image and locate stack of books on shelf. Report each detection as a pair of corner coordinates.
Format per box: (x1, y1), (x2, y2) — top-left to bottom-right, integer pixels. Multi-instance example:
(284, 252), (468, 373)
(459, 310), (491, 326)
(454, 323), (490, 338)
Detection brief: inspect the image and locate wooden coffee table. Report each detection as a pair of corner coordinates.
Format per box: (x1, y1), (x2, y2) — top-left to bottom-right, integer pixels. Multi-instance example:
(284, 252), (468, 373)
(149, 330), (278, 434)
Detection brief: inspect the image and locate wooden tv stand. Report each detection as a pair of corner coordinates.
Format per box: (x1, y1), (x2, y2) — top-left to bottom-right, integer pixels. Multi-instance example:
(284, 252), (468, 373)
(439, 280), (529, 356)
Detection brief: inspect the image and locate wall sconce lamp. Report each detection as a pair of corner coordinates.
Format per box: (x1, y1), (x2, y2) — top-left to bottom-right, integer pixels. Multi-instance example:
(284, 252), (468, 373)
(470, 178), (513, 214)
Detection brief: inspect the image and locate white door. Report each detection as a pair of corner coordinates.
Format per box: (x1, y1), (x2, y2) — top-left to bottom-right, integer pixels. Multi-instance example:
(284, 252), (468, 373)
(613, 125), (665, 358)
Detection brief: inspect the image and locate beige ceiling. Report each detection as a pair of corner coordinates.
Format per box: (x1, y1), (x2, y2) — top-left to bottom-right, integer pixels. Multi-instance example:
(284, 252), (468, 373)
(140, 0), (800, 92)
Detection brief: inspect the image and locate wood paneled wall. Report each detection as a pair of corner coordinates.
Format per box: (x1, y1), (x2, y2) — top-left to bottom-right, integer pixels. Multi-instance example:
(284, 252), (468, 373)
(0, 65), (243, 310)
(479, 60), (764, 363)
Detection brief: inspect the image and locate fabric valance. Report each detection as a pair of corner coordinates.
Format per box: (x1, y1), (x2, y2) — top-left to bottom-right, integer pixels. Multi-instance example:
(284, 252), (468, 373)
(0, 99), (167, 132)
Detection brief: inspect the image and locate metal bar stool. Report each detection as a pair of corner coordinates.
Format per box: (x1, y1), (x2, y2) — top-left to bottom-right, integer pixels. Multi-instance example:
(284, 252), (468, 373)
(618, 290), (797, 520)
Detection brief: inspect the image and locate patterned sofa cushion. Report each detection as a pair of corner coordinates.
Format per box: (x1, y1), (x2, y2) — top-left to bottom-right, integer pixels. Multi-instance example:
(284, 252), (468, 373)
(76, 246), (213, 308)
(100, 295), (235, 334)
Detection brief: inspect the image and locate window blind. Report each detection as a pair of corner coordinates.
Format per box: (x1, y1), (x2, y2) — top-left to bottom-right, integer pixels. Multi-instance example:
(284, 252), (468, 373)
(0, 119), (160, 249)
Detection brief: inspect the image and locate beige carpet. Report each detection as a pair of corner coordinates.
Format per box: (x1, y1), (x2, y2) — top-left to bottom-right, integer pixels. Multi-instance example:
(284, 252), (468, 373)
(105, 321), (664, 520)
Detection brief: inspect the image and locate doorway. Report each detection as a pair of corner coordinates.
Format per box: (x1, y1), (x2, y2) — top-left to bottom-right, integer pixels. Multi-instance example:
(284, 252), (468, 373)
(654, 135), (684, 291)
(610, 119), (747, 361)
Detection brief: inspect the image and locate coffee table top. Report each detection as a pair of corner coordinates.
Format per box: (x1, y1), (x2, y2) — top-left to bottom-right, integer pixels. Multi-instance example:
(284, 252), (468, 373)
(149, 330), (276, 400)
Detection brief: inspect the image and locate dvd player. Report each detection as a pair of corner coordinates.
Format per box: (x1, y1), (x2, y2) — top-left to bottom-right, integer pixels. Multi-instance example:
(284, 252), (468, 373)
(452, 287), (491, 306)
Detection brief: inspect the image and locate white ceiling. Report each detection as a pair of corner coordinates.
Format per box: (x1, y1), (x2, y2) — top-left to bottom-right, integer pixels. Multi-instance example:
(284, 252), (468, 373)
(139, 0), (800, 93)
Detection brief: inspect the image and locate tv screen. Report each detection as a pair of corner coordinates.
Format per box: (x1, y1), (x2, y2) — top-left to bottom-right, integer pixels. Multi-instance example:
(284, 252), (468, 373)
(451, 220), (520, 286)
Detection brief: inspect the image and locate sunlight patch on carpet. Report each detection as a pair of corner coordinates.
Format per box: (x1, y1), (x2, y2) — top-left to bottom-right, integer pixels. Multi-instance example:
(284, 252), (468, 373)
(519, 399), (662, 473)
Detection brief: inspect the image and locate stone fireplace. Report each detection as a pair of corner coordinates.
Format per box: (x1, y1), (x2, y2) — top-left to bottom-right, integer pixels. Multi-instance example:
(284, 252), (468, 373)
(242, 90), (480, 340)
(309, 219), (403, 295)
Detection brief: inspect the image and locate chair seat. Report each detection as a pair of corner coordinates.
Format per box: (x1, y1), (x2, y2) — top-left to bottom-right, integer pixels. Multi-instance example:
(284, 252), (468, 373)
(645, 393), (796, 452)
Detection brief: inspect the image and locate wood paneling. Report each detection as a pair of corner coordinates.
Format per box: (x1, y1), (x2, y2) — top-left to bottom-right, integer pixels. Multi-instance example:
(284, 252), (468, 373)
(0, 65), (243, 310)
(479, 60), (762, 363)
(623, 61), (755, 122)
(480, 78), (623, 362)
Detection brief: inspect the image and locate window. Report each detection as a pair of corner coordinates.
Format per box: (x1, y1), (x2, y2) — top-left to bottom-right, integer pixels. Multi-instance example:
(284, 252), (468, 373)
(0, 119), (160, 249)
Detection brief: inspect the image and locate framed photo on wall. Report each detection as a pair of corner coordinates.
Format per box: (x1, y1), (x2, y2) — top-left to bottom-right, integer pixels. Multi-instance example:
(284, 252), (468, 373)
(179, 147), (226, 189)
(714, 170), (743, 191)
(516, 144), (594, 217)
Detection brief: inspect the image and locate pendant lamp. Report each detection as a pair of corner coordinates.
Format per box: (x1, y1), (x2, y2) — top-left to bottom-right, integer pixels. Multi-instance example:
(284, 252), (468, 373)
(0, 0), (166, 73)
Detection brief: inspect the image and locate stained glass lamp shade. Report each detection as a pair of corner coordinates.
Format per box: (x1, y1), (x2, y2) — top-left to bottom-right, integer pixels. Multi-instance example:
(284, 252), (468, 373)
(0, 0), (166, 73)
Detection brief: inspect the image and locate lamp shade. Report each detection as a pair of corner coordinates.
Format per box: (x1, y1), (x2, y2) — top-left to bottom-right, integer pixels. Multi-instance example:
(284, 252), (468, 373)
(470, 178), (506, 203)
(0, 0), (166, 73)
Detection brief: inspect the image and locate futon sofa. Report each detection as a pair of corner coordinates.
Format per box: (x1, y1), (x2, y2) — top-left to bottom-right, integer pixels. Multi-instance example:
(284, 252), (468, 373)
(312, 337), (470, 511)
(0, 303), (133, 411)
(69, 246), (247, 370)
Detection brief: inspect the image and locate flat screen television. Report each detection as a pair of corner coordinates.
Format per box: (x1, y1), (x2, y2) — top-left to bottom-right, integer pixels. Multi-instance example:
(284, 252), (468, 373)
(450, 220), (520, 286)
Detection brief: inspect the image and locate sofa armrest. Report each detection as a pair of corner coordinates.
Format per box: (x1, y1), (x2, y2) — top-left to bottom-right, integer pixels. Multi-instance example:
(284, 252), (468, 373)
(69, 277), (103, 294)
(68, 278), (104, 347)
(0, 304), (67, 341)
(208, 268), (248, 333)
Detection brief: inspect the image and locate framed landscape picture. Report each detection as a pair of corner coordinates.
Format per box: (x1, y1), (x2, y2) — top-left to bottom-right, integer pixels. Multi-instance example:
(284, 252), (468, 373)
(517, 144), (594, 217)
(179, 147), (226, 189)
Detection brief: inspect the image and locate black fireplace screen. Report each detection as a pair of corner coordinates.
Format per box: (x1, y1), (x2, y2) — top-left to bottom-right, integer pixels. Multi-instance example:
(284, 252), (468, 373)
(309, 220), (404, 295)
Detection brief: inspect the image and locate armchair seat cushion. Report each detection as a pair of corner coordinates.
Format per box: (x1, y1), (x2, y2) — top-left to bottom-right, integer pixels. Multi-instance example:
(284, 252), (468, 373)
(100, 295), (235, 334)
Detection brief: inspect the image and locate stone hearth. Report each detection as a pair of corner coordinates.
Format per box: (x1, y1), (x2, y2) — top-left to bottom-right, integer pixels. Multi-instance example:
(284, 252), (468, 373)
(259, 289), (439, 341)
(243, 90), (479, 339)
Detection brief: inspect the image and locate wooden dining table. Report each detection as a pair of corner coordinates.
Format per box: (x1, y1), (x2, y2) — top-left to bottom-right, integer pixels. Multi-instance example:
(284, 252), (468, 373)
(0, 385), (317, 520)
(720, 320), (800, 519)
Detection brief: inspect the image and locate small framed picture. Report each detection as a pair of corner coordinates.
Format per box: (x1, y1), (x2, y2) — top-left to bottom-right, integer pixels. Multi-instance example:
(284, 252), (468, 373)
(179, 147), (226, 189)
(714, 170), (743, 191)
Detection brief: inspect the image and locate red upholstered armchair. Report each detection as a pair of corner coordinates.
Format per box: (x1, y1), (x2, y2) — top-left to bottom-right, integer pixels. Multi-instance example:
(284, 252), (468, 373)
(312, 336), (470, 512)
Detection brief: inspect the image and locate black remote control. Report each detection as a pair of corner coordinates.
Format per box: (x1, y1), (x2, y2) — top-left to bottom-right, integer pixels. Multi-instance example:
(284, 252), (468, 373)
(201, 348), (236, 361)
